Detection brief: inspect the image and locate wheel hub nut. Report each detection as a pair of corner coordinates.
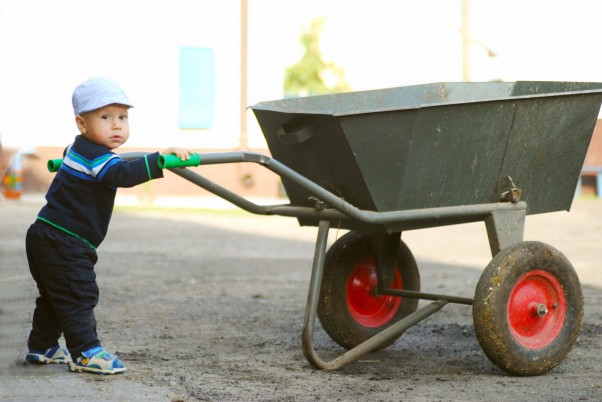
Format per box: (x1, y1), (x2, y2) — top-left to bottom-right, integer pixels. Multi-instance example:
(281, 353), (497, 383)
(530, 302), (548, 317)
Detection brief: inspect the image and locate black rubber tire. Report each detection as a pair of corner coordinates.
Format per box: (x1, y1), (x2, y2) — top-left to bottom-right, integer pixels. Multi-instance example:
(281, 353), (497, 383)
(473, 241), (583, 376)
(317, 231), (420, 350)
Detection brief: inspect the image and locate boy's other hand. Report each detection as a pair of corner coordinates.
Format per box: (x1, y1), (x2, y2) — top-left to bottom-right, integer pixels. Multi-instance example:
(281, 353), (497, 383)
(162, 147), (193, 161)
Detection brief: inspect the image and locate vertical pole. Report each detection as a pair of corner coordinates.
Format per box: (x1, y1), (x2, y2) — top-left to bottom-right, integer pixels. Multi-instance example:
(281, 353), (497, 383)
(462, 0), (471, 82)
(239, 0), (249, 150)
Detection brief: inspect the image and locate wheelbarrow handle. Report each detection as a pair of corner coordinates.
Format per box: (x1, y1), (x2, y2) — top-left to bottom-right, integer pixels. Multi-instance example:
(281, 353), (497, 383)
(158, 153), (201, 169)
(47, 159), (63, 172)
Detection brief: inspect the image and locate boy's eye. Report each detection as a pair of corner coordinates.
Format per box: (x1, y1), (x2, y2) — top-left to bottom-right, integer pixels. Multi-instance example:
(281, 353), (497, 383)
(119, 115), (128, 120)
(101, 115), (110, 120)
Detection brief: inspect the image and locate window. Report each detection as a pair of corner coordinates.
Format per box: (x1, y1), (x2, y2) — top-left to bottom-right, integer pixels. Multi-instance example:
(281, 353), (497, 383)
(179, 47), (215, 128)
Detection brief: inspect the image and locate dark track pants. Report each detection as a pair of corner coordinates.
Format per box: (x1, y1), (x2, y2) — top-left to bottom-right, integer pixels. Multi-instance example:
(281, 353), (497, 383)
(25, 220), (101, 359)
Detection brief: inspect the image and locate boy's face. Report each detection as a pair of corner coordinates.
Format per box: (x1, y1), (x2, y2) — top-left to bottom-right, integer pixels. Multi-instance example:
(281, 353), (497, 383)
(75, 104), (130, 149)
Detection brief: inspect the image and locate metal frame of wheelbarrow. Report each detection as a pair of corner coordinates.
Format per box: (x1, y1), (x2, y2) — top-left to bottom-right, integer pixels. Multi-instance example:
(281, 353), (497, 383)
(123, 150), (528, 371)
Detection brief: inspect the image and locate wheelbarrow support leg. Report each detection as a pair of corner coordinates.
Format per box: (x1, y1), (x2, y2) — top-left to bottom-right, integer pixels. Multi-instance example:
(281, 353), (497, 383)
(301, 220), (447, 371)
(484, 207), (526, 257)
(369, 232), (402, 292)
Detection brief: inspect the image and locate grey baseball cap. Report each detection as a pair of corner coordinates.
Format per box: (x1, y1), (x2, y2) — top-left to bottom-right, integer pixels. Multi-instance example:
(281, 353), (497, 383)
(72, 77), (134, 115)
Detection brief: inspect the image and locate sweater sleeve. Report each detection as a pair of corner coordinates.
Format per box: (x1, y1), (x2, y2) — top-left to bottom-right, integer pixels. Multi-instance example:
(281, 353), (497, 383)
(98, 152), (164, 188)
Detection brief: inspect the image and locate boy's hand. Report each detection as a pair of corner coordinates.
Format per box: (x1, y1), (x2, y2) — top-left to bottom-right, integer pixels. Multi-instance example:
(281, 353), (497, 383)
(162, 147), (192, 161)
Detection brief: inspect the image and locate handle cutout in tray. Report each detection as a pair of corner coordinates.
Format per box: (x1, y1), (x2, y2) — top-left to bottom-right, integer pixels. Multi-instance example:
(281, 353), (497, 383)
(277, 119), (317, 144)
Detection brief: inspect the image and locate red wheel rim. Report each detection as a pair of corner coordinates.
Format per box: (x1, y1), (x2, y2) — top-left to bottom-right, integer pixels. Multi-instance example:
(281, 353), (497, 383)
(507, 269), (566, 349)
(346, 257), (403, 328)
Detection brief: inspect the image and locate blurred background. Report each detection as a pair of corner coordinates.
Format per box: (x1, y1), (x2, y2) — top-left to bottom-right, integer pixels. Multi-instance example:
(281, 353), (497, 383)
(1, 0), (602, 204)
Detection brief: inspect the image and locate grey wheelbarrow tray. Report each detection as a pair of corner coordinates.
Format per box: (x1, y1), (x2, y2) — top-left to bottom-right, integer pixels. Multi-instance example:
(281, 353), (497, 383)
(126, 81), (602, 376)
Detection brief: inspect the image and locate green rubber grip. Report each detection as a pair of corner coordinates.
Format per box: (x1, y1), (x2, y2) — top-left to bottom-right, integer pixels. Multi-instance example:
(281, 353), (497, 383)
(48, 159), (63, 172)
(158, 153), (201, 169)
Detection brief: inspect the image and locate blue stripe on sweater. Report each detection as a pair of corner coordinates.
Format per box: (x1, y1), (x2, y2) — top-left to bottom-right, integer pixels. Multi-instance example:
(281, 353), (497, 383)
(62, 164), (95, 181)
(97, 158), (121, 181)
(64, 148), (119, 179)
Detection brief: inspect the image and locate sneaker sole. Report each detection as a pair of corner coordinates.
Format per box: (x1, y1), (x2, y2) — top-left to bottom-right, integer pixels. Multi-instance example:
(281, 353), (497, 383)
(25, 355), (70, 365)
(68, 362), (126, 375)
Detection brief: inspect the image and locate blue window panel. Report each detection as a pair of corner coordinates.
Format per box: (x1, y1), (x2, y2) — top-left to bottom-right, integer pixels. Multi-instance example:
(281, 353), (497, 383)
(179, 47), (215, 128)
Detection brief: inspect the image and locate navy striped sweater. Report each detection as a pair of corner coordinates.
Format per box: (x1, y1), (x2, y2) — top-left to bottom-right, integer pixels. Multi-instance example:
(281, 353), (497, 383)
(38, 135), (164, 248)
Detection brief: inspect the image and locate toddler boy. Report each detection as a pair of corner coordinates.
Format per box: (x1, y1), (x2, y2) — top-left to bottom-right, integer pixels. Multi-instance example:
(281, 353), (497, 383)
(24, 77), (191, 374)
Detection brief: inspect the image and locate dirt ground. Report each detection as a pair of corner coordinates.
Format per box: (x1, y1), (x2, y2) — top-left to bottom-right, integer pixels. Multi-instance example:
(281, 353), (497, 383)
(1, 196), (602, 401)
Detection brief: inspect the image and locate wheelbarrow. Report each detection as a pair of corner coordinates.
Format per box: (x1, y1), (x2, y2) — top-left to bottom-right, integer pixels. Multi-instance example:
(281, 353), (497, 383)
(48, 81), (602, 376)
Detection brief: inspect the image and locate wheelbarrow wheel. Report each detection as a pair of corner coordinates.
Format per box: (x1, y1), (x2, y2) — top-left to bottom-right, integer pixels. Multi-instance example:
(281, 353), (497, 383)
(473, 241), (583, 376)
(317, 231), (420, 350)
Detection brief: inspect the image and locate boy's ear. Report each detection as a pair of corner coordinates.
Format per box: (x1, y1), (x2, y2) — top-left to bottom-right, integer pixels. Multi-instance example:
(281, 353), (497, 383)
(75, 115), (86, 134)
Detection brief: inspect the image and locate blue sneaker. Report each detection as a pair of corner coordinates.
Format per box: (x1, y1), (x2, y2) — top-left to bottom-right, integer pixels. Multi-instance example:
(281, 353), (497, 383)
(68, 346), (126, 375)
(25, 345), (71, 364)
